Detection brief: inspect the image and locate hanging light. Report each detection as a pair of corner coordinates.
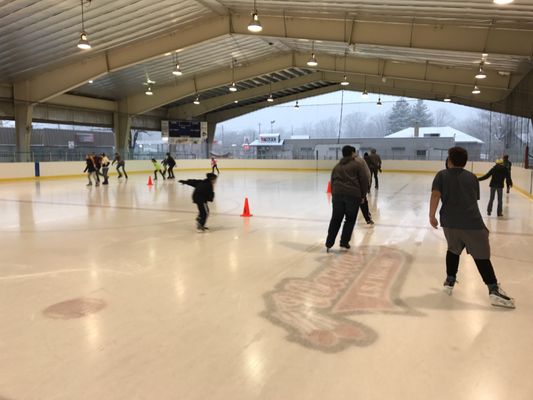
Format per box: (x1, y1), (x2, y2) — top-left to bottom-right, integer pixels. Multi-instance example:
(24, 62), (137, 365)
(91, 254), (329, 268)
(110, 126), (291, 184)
(294, 101), (300, 109)
(340, 75), (349, 86)
(267, 93), (274, 102)
(172, 63), (183, 76)
(307, 53), (318, 67)
(145, 86), (153, 96)
(77, 32), (91, 50)
(193, 95), (200, 105)
(475, 64), (487, 79)
(361, 89), (369, 98)
(493, 0), (514, 4)
(88, 80), (93, 84)
(229, 82), (238, 92)
(443, 95), (451, 102)
(234, 100), (239, 104)
(307, 41), (318, 67)
(472, 85), (481, 94)
(377, 97), (382, 106)
(77, 1), (91, 50)
(247, 0), (262, 32)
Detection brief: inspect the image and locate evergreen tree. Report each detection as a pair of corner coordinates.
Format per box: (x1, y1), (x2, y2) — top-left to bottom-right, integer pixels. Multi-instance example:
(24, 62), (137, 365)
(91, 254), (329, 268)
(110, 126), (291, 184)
(388, 98), (412, 134)
(410, 99), (434, 127)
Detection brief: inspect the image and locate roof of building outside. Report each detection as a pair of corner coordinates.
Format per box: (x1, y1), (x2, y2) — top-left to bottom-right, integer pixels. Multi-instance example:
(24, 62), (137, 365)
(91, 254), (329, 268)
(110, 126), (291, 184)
(386, 127), (484, 144)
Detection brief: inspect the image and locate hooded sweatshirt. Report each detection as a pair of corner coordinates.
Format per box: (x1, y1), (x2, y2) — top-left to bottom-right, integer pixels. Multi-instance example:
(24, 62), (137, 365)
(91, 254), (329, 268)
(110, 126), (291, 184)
(331, 155), (370, 198)
(478, 164), (511, 188)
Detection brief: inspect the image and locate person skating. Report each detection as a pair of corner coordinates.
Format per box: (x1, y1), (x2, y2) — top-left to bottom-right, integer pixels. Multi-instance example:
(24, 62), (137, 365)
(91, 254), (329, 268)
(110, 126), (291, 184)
(211, 157), (220, 175)
(478, 159), (512, 217)
(83, 154), (99, 186)
(165, 153), (176, 179)
(502, 154), (513, 193)
(325, 146), (370, 251)
(368, 149), (382, 189)
(101, 153), (110, 185)
(92, 152), (102, 184)
(429, 146), (515, 308)
(179, 173), (217, 231)
(151, 158), (166, 180)
(112, 152), (128, 179)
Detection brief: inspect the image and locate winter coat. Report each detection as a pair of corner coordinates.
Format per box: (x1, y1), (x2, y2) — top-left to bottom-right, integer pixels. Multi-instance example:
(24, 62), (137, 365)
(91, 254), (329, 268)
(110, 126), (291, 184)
(330, 156), (370, 198)
(180, 179), (215, 203)
(478, 164), (511, 188)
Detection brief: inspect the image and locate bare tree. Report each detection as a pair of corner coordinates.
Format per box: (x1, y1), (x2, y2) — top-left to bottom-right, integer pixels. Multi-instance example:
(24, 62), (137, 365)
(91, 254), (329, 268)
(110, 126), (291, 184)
(433, 108), (457, 127)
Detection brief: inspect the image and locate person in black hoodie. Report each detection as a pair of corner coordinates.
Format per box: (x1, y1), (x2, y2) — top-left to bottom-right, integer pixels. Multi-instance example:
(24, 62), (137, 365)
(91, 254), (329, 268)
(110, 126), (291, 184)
(502, 154), (513, 193)
(478, 159), (512, 217)
(164, 153), (176, 179)
(179, 173), (218, 231)
(325, 146), (370, 251)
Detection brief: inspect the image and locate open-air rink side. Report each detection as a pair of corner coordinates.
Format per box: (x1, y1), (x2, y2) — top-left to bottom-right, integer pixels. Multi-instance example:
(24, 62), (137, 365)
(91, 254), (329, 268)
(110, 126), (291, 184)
(1, 162), (532, 400)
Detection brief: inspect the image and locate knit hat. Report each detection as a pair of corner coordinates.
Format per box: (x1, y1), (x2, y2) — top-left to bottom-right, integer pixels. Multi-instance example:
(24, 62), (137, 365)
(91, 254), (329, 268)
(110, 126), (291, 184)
(495, 159), (503, 164)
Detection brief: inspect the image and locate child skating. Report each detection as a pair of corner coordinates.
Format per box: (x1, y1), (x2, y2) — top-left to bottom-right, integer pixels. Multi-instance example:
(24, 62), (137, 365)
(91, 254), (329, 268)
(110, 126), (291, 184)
(179, 173), (217, 231)
(151, 158), (166, 181)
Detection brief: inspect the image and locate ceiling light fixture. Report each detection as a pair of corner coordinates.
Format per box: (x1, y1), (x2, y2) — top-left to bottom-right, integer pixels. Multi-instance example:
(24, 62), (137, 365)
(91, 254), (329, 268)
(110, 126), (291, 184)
(443, 95), (451, 102)
(247, 1), (263, 33)
(340, 51), (349, 86)
(307, 41), (318, 67)
(377, 96), (382, 106)
(475, 64), (487, 79)
(229, 59), (238, 92)
(172, 63), (183, 76)
(362, 89), (369, 98)
(145, 86), (153, 96)
(340, 75), (350, 86)
(493, 0), (514, 4)
(77, 0), (91, 50)
(193, 95), (200, 105)
(294, 101), (300, 109)
(472, 85), (481, 94)
(267, 93), (274, 102)
(88, 80), (93, 84)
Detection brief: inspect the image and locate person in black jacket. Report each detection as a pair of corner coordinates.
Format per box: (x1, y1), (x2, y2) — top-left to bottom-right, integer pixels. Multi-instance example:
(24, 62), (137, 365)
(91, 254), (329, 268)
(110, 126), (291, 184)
(478, 159), (512, 217)
(164, 153), (176, 179)
(83, 154), (99, 187)
(179, 173), (218, 231)
(502, 154), (513, 193)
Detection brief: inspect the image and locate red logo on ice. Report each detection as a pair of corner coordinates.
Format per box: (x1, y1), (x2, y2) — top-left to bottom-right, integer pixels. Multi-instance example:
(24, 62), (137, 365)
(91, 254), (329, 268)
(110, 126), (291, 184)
(262, 246), (411, 352)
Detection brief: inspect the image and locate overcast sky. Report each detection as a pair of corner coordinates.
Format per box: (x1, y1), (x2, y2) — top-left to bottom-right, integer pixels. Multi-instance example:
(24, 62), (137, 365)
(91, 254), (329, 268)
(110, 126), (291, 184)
(216, 90), (478, 135)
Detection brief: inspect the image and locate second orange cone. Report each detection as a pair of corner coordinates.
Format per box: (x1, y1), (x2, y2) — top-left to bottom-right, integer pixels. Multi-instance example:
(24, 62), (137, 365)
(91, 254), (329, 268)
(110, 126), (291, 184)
(240, 197), (253, 217)
(326, 181), (332, 193)
(147, 176), (153, 186)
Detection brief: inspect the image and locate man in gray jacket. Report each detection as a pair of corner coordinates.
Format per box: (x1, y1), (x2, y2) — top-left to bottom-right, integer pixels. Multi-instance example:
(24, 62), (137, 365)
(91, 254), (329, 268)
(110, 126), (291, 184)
(325, 146), (370, 251)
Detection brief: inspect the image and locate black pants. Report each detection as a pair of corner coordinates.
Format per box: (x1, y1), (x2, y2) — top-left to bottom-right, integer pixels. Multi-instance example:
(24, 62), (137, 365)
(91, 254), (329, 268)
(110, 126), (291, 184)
(488, 187), (503, 215)
(212, 165), (220, 175)
(446, 251), (497, 285)
(154, 170), (165, 180)
(360, 198), (372, 222)
(167, 166), (175, 178)
(371, 169), (379, 189)
(325, 195), (361, 248)
(102, 166), (109, 184)
(196, 202), (209, 226)
(116, 163), (128, 179)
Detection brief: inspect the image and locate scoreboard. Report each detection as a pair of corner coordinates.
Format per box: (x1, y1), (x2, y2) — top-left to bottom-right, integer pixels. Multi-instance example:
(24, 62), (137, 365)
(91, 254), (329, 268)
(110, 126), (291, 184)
(169, 120), (201, 138)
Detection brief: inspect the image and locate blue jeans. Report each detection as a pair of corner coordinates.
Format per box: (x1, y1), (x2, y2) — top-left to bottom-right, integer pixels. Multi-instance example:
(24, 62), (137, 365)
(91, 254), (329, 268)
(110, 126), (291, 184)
(488, 187), (503, 216)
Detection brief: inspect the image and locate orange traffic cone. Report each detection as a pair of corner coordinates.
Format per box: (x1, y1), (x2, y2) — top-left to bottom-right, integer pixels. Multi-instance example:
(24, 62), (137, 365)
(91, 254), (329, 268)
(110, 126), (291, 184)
(326, 181), (332, 193)
(240, 197), (253, 217)
(147, 176), (153, 186)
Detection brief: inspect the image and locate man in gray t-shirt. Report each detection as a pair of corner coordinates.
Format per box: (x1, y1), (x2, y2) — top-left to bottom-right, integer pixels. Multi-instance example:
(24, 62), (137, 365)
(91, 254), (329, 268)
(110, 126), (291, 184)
(429, 146), (514, 308)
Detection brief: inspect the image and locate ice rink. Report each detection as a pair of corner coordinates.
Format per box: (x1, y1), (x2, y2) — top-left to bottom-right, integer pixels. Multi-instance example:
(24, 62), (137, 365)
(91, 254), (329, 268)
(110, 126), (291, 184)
(1, 170), (532, 400)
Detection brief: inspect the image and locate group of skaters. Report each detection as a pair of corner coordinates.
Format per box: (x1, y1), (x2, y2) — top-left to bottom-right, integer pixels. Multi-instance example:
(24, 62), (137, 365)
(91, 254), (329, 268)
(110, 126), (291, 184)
(151, 153), (177, 180)
(325, 144), (514, 309)
(83, 152), (127, 186)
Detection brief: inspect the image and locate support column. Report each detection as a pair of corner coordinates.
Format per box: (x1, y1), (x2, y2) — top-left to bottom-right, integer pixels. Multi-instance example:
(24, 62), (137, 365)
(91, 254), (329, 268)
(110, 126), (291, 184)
(113, 111), (131, 159)
(14, 103), (33, 162)
(14, 81), (33, 162)
(206, 121), (217, 158)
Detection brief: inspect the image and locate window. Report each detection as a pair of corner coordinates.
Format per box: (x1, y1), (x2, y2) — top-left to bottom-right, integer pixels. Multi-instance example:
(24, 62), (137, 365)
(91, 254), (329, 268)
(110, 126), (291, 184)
(424, 133), (440, 137)
(416, 150), (427, 156)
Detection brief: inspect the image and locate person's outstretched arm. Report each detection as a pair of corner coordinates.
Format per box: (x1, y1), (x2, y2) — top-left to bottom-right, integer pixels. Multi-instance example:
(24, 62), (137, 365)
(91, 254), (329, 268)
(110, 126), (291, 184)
(478, 167), (493, 181)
